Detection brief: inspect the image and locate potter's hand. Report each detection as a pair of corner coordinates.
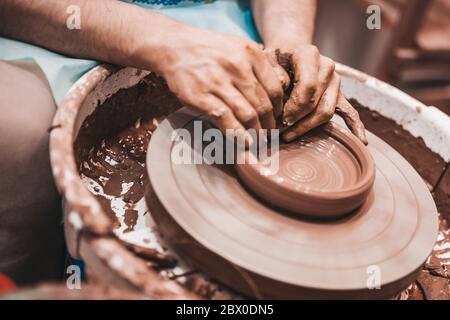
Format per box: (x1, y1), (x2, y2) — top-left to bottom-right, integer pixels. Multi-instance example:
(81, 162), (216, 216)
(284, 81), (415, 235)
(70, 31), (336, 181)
(155, 27), (284, 143)
(335, 93), (368, 144)
(265, 46), (367, 145)
(268, 45), (337, 140)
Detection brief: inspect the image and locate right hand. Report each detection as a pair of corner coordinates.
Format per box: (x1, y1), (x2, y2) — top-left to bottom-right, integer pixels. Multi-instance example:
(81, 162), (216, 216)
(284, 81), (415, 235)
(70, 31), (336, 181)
(153, 26), (284, 144)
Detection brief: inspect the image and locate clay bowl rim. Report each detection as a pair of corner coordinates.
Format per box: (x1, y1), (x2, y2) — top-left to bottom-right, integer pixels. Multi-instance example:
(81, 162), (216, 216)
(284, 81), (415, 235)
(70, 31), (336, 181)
(235, 122), (376, 202)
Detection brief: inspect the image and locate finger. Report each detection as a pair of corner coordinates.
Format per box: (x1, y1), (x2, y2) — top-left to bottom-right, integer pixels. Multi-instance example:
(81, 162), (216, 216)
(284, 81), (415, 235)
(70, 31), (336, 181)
(282, 72), (340, 142)
(192, 94), (253, 146)
(282, 47), (320, 126)
(244, 46), (281, 128)
(336, 93), (368, 145)
(234, 73), (276, 130)
(212, 83), (262, 131)
(255, 50), (286, 118)
(309, 56), (335, 112)
(263, 49), (291, 91)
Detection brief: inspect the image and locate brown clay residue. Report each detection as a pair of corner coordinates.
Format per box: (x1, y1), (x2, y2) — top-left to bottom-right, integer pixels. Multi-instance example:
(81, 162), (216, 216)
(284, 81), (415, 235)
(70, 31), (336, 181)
(124, 209), (138, 233)
(351, 98), (447, 188)
(74, 73), (183, 232)
(78, 118), (156, 230)
(407, 219), (450, 300)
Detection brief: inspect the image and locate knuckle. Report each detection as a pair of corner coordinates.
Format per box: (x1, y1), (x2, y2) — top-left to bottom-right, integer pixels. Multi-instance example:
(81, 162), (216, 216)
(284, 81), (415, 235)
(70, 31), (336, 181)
(308, 45), (320, 57)
(207, 105), (229, 119)
(325, 108), (335, 119)
(327, 60), (336, 73)
(319, 109), (334, 122)
(211, 75), (225, 87)
(318, 77), (329, 87)
(174, 90), (191, 104)
(195, 95), (212, 107)
(240, 108), (258, 123)
(300, 80), (316, 98)
(267, 82), (284, 100)
(256, 103), (273, 116)
(322, 57), (336, 72)
(244, 41), (261, 54)
(301, 77), (316, 90)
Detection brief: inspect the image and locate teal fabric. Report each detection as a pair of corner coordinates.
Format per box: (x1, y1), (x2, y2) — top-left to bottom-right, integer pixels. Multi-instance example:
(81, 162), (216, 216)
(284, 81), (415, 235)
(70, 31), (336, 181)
(0, 0), (259, 104)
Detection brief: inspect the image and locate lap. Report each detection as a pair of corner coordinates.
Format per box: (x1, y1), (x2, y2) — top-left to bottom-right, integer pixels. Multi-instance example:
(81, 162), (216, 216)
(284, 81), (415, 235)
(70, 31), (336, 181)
(0, 61), (64, 285)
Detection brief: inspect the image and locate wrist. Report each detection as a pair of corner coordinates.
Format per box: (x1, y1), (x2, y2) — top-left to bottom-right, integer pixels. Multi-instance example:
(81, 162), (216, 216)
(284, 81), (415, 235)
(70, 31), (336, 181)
(122, 10), (190, 75)
(264, 34), (313, 53)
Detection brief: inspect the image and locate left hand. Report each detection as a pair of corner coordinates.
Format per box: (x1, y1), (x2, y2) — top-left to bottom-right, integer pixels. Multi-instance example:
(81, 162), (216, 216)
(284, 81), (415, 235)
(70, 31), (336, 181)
(265, 45), (367, 144)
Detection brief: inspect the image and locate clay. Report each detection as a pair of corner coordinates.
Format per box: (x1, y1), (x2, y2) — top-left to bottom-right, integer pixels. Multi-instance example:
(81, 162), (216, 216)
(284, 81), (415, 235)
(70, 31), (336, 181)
(69, 68), (447, 300)
(74, 72), (182, 235)
(78, 118), (154, 232)
(433, 164), (450, 221)
(351, 99), (447, 189)
(146, 107), (438, 299)
(235, 121), (375, 218)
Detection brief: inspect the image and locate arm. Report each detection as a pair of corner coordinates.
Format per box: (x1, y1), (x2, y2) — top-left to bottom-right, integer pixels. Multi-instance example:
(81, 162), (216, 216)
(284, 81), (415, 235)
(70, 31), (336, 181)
(251, 0), (367, 144)
(0, 0), (170, 73)
(252, 0), (316, 51)
(0, 0), (284, 141)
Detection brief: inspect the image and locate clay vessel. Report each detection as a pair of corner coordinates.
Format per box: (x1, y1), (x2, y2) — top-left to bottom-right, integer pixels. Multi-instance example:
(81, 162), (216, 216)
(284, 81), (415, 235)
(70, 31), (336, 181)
(235, 122), (376, 218)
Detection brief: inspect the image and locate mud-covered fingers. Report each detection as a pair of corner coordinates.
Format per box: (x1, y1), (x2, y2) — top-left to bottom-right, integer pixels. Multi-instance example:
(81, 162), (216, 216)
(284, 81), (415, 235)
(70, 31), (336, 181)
(233, 72), (276, 130)
(336, 93), (368, 145)
(193, 94), (253, 146)
(282, 72), (340, 142)
(282, 47), (320, 125)
(213, 84), (263, 131)
(287, 56), (335, 125)
(309, 56), (335, 111)
(251, 82), (276, 130)
(248, 47), (284, 123)
(263, 49), (291, 91)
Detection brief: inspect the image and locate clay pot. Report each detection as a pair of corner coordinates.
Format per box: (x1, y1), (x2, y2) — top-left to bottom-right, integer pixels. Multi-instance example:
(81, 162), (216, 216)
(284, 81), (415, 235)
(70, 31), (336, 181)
(235, 122), (375, 218)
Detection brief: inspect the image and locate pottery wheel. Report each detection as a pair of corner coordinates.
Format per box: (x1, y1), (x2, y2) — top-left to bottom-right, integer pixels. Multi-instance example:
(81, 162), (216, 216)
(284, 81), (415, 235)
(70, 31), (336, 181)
(146, 108), (438, 299)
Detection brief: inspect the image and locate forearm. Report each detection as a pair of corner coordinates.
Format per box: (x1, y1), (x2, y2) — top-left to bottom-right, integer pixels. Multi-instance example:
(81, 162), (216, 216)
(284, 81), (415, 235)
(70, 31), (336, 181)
(251, 0), (316, 51)
(0, 0), (185, 73)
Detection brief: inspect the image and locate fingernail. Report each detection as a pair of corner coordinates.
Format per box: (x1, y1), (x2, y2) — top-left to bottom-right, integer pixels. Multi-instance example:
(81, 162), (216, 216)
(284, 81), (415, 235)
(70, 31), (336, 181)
(283, 116), (294, 126)
(283, 131), (297, 142)
(361, 135), (368, 145)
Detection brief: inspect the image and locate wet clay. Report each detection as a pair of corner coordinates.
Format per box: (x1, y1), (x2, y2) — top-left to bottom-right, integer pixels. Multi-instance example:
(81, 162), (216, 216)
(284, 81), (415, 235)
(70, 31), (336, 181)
(75, 72), (182, 233)
(78, 118), (156, 230)
(146, 107), (438, 299)
(351, 99), (447, 192)
(74, 73), (448, 299)
(235, 123), (375, 218)
(274, 132), (361, 192)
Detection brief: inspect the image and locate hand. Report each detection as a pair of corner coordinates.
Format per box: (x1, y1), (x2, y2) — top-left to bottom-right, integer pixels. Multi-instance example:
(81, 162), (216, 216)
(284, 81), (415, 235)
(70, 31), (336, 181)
(153, 26), (284, 145)
(265, 45), (367, 144)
